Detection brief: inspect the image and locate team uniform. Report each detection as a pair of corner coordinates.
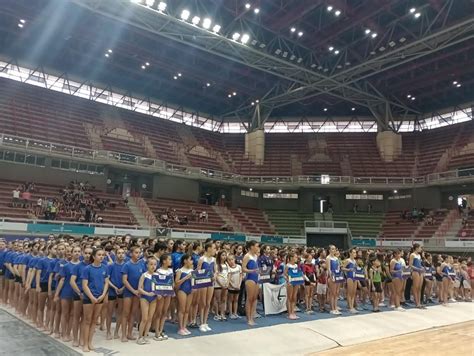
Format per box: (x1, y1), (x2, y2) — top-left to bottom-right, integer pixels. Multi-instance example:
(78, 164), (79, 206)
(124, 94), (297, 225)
(122, 260), (146, 298)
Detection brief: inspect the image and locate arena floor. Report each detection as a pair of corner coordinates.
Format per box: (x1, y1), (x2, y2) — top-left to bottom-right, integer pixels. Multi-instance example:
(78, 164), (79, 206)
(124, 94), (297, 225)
(313, 321), (474, 356)
(0, 303), (473, 356)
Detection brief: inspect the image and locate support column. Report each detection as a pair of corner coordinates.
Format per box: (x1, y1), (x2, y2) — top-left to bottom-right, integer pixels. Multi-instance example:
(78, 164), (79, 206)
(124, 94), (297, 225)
(245, 129), (265, 165)
(376, 131), (402, 162)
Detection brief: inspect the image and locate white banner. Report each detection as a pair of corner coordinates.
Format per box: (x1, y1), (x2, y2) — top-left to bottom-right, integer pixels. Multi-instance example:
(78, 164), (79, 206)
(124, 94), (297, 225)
(445, 240), (474, 248)
(376, 240), (424, 247)
(170, 231), (212, 240)
(94, 227), (150, 237)
(263, 283), (287, 316)
(0, 222), (28, 232)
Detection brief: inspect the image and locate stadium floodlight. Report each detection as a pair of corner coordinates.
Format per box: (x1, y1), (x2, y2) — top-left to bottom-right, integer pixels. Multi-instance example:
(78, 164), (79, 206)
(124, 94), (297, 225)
(298, 31), (303, 37)
(290, 27), (296, 33)
(18, 23), (24, 28)
(456, 83), (461, 87)
(245, 3), (251, 9)
(371, 32), (377, 38)
(141, 65), (146, 69)
(329, 46), (334, 51)
(414, 12), (421, 18)
(365, 29), (371, 35)
(173, 75), (178, 80)
(241, 33), (250, 44)
(254, 8), (260, 14)
(334, 50), (340, 55)
(180, 9), (190, 20)
(20, 19), (26, 24)
(178, 73), (182, 77)
(251, 102), (255, 105)
(212, 24), (221, 33)
(407, 94), (411, 98)
(232, 32), (241, 41)
(335, 10), (341, 16)
(202, 18), (212, 29)
(108, 49), (113, 53)
(228, 94), (232, 98)
(191, 16), (200, 25)
(145, 0), (155, 6)
(145, 62), (150, 66)
(393, 190), (398, 194)
(206, 83), (211, 87)
(278, 189), (282, 193)
(104, 53), (109, 58)
(324, 108), (328, 111)
(409, 8), (416, 14)
(351, 107), (355, 111)
(327, 6), (333, 11)
(255, 100), (259, 103)
(249, 188), (253, 191)
(157, 2), (167, 11)
(411, 96), (416, 100)
(452, 81), (458, 85)
(232, 92), (237, 96)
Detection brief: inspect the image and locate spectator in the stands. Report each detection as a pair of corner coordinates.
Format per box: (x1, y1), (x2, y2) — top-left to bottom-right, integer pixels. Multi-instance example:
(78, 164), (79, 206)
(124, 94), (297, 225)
(21, 189), (31, 208)
(352, 202), (358, 213)
(96, 215), (104, 224)
(426, 215), (434, 225)
(367, 203), (372, 214)
(12, 187), (20, 207)
(199, 210), (208, 222)
(189, 208), (197, 221)
(36, 197), (43, 216)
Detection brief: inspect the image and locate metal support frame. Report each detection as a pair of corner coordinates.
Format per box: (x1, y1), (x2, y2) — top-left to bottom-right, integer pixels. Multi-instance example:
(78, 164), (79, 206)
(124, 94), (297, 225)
(60, 1), (474, 130)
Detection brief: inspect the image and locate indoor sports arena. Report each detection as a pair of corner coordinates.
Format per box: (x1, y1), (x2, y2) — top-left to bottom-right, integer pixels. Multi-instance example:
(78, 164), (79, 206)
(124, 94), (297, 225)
(0, 0), (473, 355)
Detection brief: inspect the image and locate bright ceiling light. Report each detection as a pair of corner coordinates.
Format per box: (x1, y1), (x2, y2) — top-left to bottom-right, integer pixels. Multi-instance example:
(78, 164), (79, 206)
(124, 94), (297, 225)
(452, 81), (458, 85)
(202, 18), (212, 29)
(335, 10), (341, 16)
(157, 2), (167, 11)
(327, 5), (333, 11)
(212, 24), (221, 33)
(278, 189), (282, 193)
(178, 73), (182, 77)
(145, 62), (150, 66)
(411, 96), (416, 100)
(104, 53), (109, 58)
(363, 190), (367, 194)
(191, 16), (200, 25)
(456, 83), (461, 88)
(180, 9), (190, 20)
(255, 99), (259, 103)
(324, 108), (328, 112)
(251, 102), (255, 106)
(206, 83), (211, 87)
(254, 8), (260, 14)
(329, 46), (334, 51)
(241, 33), (250, 44)
(393, 190), (398, 194)
(334, 50), (340, 55)
(145, 0), (155, 6)
(290, 27), (296, 32)
(228, 94), (232, 98)
(371, 32), (378, 38)
(245, 3), (251, 9)
(351, 107), (355, 111)
(173, 76), (178, 80)
(141, 65), (146, 69)
(365, 29), (371, 34)
(233, 92), (237, 96)
(407, 94), (411, 98)
(19, 19), (26, 24)
(232, 32), (241, 41)
(18, 23), (24, 28)
(414, 12), (421, 18)
(108, 49), (113, 53)
(409, 7), (416, 13)
(298, 31), (303, 37)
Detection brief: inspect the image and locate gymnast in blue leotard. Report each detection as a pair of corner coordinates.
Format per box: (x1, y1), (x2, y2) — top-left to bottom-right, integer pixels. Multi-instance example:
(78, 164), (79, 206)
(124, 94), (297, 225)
(196, 242), (217, 333)
(409, 243), (425, 309)
(175, 254), (194, 336)
(242, 240), (260, 327)
(390, 250), (405, 310)
(342, 248), (358, 313)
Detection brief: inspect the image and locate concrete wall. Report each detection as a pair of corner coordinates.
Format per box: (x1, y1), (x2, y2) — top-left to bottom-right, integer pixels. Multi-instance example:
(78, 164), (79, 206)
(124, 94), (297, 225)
(0, 160), (107, 190)
(152, 175), (199, 201)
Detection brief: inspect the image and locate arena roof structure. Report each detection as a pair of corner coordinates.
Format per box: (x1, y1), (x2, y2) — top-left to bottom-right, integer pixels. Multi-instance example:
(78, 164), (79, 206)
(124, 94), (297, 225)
(0, 0), (473, 132)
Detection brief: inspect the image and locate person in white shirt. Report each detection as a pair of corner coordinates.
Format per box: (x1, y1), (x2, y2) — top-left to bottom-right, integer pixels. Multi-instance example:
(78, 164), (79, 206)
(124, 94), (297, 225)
(12, 189), (20, 207)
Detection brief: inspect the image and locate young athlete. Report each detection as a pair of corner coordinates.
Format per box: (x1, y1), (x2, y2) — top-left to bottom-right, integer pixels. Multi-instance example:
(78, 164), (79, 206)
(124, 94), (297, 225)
(316, 261), (328, 312)
(52, 243), (67, 337)
(302, 253), (316, 314)
(121, 246), (145, 342)
(81, 248), (109, 353)
(106, 248), (125, 340)
(227, 254), (242, 319)
(55, 246), (82, 342)
(409, 243), (425, 309)
(285, 252), (303, 319)
(342, 248), (358, 313)
(326, 245), (343, 315)
(390, 250), (404, 311)
(423, 253), (435, 304)
(369, 258), (383, 312)
(175, 254), (194, 336)
(137, 257), (158, 345)
(154, 254), (174, 341)
(197, 242), (217, 332)
(213, 250), (229, 321)
(35, 245), (50, 330)
(242, 240), (260, 326)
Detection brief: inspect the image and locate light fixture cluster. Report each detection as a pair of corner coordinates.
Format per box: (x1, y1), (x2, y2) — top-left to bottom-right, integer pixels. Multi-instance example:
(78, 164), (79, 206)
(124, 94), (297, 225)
(407, 94), (416, 101)
(409, 7), (421, 19)
(18, 19), (26, 28)
(290, 27), (304, 37)
(250, 99), (260, 106)
(141, 61), (150, 70)
(328, 46), (340, 55)
(104, 49), (113, 58)
(453, 81), (462, 88)
(244, 3), (260, 14)
(327, 5), (341, 17)
(365, 28), (378, 38)
(227, 91), (237, 98)
(179, 9), (221, 33)
(173, 72), (182, 80)
(134, 0), (167, 11)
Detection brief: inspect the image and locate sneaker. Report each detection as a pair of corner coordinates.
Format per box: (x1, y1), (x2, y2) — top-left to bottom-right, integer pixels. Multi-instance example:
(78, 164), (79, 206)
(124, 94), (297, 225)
(356, 306), (363, 312)
(396, 307), (405, 312)
(378, 302), (386, 307)
(153, 335), (164, 341)
(255, 312), (262, 318)
(213, 315), (221, 321)
(221, 315), (227, 321)
(449, 298), (456, 302)
(177, 329), (187, 336)
(349, 309), (358, 314)
(137, 337), (147, 345)
(294, 306), (301, 312)
(390, 305), (395, 309)
(144, 337), (151, 344)
(160, 333), (168, 340)
(184, 328), (191, 335)
(188, 323), (199, 329)
(199, 325), (208, 332)
(362, 304), (369, 311)
(229, 314), (238, 320)
(204, 324), (212, 331)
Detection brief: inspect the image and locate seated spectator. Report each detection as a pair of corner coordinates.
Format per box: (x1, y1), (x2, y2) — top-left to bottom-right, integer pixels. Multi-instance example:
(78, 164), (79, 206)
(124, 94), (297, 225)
(12, 188), (20, 207)
(179, 216), (188, 225)
(199, 211), (208, 222)
(426, 215), (434, 225)
(96, 215), (104, 224)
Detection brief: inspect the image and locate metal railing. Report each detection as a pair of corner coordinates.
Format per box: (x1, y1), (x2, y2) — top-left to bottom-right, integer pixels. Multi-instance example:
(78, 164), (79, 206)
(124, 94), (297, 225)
(1, 133), (473, 188)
